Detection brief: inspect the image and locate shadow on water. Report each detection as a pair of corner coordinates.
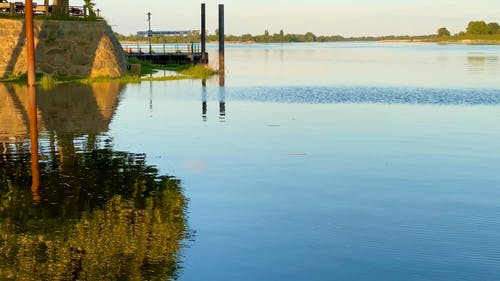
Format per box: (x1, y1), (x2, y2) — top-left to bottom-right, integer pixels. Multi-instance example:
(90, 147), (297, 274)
(0, 83), (189, 281)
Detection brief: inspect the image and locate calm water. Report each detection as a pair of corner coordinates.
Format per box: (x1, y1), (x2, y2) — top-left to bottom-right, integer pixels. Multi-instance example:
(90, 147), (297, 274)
(1, 42), (500, 280)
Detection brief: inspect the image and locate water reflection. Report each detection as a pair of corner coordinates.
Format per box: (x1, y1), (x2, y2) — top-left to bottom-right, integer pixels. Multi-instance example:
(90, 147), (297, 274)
(467, 54), (499, 73)
(200, 79), (227, 122)
(202, 79), (207, 122)
(0, 84), (188, 280)
(28, 86), (40, 203)
(219, 87), (226, 122)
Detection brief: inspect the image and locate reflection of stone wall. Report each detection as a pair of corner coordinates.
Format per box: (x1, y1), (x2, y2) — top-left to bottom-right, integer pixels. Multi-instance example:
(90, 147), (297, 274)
(0, 84), (35, 143)
(0, 19), (128, 78)
(0, 83), (123, 143)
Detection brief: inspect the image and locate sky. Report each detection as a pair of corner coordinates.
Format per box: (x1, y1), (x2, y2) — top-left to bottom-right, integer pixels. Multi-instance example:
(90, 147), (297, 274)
(74, 0), (500, 36)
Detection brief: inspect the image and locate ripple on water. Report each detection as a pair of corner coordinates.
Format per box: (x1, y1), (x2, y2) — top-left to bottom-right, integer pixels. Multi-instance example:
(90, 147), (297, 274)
(227, 86), (500, 105)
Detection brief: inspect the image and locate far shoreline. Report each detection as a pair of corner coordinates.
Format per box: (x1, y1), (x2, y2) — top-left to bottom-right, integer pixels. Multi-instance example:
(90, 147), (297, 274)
(120, 39), (500, 46)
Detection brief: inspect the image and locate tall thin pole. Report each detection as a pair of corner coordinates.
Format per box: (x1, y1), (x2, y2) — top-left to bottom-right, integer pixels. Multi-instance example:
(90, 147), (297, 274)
(201, 3), (207, 63)
(25, 0), (36, 87)
(147, 12), (152, 54)
(218, 4), (225, 86)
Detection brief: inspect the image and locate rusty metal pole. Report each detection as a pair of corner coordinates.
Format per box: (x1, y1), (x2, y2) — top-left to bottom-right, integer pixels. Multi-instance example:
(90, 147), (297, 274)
(25, 0), (36, 87)
(201, 3), (207, 64)
(218, 4), (225, 86)
(29, 86), (40, 203)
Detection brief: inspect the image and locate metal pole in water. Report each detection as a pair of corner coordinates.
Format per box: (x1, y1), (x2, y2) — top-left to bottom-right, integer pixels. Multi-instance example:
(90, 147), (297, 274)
(218, 4), (225, 86)
(201, 3), (207, 63)
(25, 0), (36, 87)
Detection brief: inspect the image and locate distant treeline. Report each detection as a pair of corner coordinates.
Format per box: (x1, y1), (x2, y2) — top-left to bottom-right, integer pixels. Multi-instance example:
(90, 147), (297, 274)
(116, 21), (500, 44)
(116, 31), (436, 44)
(438, 21), (500, 37)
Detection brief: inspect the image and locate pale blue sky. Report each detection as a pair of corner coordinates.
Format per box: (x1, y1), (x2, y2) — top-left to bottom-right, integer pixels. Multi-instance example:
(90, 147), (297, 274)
(74, 0), (499, 36)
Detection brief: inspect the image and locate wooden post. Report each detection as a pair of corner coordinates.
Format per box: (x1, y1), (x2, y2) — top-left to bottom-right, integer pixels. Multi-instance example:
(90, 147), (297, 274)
(9, 3), (14, 15)
(201, 3), (207, 63)
(25, 0), (36, 87)
(218, 4), (225, 86)
(44, 0), (49, 15)
(29, 85), (40, 203)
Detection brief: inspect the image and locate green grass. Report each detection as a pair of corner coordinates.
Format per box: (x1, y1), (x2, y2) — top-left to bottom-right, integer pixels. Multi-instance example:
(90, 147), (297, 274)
(128, 57), (216, 78)
(0, 59), (216, 85)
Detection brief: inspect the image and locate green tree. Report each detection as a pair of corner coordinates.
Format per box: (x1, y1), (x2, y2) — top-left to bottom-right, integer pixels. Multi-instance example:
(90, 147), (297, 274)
(241, 33), (254, 42)
(84, 0), (96, 18)
(437, 27), (451, 37)
(52, 0), (69, 16)
(487, 22), (500, 34)
(466, 21), (490, 35)
(304, 32), (317, 42)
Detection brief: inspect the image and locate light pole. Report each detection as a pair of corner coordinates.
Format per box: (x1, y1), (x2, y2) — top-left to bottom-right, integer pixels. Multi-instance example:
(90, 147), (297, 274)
(147, 12), (152, 54)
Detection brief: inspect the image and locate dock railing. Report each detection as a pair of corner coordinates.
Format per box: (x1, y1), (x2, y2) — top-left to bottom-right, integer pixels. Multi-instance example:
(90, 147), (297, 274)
(122, 43), (203, 55)
(0, 2), (93, 18)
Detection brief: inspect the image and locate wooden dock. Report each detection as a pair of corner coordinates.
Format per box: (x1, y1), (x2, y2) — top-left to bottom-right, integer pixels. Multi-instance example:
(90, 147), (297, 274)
(127, 52), (206, 65)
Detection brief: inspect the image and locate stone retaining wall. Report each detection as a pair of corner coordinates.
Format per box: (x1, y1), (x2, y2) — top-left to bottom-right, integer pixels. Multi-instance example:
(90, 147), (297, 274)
(0, 19), (128, 78)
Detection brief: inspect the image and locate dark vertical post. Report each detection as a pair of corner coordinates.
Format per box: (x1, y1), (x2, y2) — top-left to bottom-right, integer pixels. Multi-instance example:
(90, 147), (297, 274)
(25, 0), (36, 87)
(218, 4), (225, 86)
(201, 3), (207, 63)
(29, 86), (40, 203)
(44, 0), (49, 15)
(147, 12), (152, 54)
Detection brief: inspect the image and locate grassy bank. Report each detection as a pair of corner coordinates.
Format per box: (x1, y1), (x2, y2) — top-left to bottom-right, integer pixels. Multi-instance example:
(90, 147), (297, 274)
(0, 59), (216, 85)
(431, 34), (500, 44)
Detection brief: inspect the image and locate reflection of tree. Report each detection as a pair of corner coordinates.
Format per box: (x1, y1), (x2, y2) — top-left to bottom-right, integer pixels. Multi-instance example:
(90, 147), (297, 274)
(0, 147), (187, 280)
(0, 82), (189, 280)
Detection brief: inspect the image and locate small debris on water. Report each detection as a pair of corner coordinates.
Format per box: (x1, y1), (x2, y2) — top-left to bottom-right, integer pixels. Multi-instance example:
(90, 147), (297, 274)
(288, 153), (307, 156)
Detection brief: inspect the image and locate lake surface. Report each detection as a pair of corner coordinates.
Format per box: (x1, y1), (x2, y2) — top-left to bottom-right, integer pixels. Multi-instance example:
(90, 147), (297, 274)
(1, 42), (500, 280)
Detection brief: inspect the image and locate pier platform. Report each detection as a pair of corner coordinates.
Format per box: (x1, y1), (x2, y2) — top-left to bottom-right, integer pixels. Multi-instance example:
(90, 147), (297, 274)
(123, 44), (207, 65)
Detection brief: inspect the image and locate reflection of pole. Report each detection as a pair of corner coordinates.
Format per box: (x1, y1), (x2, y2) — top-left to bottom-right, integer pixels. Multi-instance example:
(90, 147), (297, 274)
(147, 12), (152, 54)
(149, 80), (153, 111)
(201, 3), (207, 63)
(28, 86), (40, 203)
(25, 0), (36, 87)
(219, 86), (226, 122)
(218, 4), (225, 86)
(202, 79), (207, 122)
